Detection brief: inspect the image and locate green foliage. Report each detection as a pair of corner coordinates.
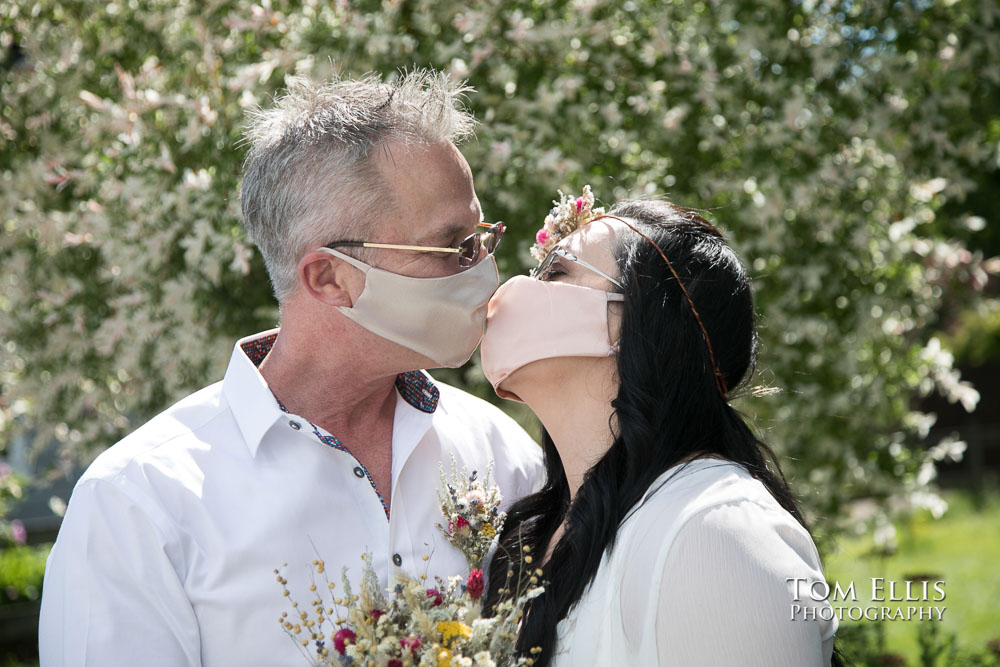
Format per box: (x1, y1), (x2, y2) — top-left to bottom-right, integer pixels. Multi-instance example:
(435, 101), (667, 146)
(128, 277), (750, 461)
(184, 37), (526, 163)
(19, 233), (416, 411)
(940, 298), (1000, 366)
(1, 0), (997, 543)
(0, 464), (26, 547)
(0, 464), (24, 521)
(0, 460), (48, 607)
(825, 489), (1000, 663)
(0, 544), (49, 606)
(837, 620), (1000, 667)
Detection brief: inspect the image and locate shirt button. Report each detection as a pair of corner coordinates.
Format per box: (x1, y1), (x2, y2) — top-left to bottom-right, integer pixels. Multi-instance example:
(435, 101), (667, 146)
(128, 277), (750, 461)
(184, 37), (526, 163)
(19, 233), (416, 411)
(353, 466), (365, 478)
(392, 553), (402, 566)
(288, 421), (301, 431)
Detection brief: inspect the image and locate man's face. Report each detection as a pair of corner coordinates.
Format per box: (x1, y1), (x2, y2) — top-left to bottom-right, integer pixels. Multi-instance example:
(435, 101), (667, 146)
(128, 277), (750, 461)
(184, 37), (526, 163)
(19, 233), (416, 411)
(368, 140), (483, 279)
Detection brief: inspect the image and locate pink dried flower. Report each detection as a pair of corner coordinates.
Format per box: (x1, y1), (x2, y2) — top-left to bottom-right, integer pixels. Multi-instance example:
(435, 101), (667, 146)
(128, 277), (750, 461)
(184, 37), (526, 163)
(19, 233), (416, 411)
(426, 588), (443, 606)
(388, 661), (403, 667)
(400, 636), (422, 654)
(369, 608), (384, 622)
(332, 628), (356, 655)
(449, 515), (470, 536)
(576, 196), (584, 212)
(466, 569), (485, 600)
(535, 228), (549, 245)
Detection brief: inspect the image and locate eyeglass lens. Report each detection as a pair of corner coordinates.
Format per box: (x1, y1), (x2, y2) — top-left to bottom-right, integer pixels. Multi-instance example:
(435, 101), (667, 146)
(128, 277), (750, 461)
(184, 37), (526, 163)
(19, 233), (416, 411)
(532, 250), (559, 279)
(458, 222), (504, 267)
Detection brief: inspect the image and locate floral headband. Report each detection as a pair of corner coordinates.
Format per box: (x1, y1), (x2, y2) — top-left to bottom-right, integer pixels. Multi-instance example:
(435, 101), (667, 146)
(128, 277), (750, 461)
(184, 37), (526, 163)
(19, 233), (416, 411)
(530, 185), (606, 265)
(530, 185), (731, 401)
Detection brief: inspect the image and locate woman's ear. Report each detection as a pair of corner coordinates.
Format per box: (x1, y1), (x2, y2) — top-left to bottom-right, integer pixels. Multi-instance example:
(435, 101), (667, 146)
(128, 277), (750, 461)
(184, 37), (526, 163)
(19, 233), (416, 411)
(607, 300), (624, 350)
(297, 249), (364, 307)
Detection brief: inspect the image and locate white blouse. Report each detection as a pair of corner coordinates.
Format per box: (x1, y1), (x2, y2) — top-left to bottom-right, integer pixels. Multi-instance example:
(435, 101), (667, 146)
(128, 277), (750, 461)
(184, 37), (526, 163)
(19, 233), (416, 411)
(552, 458), (838, 666)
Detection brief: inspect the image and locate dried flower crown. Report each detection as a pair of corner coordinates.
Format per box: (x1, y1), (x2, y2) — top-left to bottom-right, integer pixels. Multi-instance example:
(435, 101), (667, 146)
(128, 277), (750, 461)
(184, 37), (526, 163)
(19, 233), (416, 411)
(529, 184), (732, 401)
(530, 184), (606, 265)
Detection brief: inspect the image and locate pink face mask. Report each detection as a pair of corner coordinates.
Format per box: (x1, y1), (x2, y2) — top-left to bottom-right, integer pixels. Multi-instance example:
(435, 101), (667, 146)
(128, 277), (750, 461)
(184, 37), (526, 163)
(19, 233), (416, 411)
(480, 275), (625, 402)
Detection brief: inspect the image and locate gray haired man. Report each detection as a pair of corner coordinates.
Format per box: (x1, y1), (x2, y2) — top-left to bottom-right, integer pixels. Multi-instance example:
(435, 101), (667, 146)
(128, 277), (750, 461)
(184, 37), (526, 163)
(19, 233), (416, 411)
(39, 70), (544, 666)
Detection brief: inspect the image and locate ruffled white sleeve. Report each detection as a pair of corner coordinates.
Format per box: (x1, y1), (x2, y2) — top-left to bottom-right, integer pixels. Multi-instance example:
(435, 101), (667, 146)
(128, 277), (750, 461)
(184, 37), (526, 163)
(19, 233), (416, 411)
(619, 498), (837, 666)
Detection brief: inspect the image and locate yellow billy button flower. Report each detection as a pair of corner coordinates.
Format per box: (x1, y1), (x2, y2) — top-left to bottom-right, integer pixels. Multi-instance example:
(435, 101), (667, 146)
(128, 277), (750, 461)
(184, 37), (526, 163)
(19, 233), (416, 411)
(437, 620), (472, 647)
(437, 648), (453, 667)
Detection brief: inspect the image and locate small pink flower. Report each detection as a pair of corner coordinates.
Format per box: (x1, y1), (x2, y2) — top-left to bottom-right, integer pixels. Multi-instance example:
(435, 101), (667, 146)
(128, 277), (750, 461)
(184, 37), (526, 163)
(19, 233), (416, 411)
(400, 636), (422, 654)
(10, 519), (26, 545)
(449, 515), (470, 536)
(466, 569), (485, 600)
(388, 660), (403, 667)
(576, 197), (584, 212)
(333, 628), (356, 654)
(535, 228), (549, 245)
(370, 608), (384, 622)
(426, 588), (443, 606)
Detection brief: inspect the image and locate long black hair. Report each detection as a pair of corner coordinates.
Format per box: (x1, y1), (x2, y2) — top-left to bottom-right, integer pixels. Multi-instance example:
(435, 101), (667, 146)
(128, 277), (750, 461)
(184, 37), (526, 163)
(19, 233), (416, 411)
(484, 200), (845, 666)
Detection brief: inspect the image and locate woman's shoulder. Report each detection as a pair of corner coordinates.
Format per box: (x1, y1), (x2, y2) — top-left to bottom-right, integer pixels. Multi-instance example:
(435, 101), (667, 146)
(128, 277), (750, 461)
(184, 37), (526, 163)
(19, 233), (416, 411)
(619, 457), (817, 569)
(628, 457), (771, 521)
(613, 459), (837, 662)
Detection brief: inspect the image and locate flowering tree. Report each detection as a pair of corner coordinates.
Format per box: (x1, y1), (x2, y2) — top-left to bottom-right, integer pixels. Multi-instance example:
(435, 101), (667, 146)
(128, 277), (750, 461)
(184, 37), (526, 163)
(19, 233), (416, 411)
(1, 0), (997, 543)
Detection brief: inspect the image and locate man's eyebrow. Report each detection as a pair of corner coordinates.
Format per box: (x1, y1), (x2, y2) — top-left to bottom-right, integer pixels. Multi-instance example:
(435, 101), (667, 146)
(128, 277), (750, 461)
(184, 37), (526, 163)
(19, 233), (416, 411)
(423, 222), (472, 247)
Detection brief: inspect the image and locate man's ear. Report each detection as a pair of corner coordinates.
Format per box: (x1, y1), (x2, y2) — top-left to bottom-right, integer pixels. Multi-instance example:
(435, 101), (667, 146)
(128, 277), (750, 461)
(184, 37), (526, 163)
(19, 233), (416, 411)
(297, 249), (363, 307)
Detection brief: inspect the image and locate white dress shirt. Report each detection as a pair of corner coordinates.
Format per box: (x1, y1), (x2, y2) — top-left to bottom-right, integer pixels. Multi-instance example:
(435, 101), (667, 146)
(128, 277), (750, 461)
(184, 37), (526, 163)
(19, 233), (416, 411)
(39, 330), (544, 666)
(553, 459), (838, 666)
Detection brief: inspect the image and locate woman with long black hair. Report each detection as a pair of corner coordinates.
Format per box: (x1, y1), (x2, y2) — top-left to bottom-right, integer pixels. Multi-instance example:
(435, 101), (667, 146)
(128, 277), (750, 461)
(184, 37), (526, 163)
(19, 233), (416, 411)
(480, 191), (841, 666)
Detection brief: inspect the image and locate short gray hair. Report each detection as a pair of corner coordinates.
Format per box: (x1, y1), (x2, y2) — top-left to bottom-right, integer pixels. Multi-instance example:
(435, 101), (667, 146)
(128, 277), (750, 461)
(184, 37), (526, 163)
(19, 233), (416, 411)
(239, 69), (476, 303)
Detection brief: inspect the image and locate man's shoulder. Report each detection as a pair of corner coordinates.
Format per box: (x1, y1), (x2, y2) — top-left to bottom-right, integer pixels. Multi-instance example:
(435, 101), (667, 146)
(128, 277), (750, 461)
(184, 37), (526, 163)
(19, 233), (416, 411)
(433, 380), (527, 437)
(81, 380), (230, 486)
(430, 378), (542, 472)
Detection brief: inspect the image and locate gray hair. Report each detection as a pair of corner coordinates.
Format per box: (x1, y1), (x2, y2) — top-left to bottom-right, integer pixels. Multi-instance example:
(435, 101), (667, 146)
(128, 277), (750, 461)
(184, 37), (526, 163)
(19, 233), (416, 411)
(239, 69), (476, 303)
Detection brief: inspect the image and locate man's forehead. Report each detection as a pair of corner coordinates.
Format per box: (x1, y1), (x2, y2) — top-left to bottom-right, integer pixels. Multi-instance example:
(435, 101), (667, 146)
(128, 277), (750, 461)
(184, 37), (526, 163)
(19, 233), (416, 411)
(373, 140), (480, 239)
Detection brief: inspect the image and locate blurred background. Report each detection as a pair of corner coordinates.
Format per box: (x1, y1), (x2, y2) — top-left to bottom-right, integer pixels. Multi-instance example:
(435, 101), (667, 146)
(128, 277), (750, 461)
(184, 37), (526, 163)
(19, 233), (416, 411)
(1, 0), (998, 664)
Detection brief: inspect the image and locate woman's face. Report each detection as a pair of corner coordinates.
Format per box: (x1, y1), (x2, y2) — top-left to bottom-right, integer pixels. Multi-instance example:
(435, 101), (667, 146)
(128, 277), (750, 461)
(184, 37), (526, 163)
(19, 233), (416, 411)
(538, 218), (624, 291)
(496, 217), (627, 402)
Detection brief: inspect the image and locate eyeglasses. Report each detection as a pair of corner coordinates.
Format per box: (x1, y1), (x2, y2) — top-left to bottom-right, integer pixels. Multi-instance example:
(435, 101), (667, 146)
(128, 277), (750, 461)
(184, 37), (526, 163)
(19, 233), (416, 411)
(325, 221), (504, 268)
(532, 247), (624, 289)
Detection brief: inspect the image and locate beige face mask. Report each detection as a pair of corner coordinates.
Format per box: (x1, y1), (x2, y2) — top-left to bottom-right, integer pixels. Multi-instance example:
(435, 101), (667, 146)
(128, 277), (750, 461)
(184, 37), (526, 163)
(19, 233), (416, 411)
(320, 248), (500, 368)
(480, 275), (625, 402)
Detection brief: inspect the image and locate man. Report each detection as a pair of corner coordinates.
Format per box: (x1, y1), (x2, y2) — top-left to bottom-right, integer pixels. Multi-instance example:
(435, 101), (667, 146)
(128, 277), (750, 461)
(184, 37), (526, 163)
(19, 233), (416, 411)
(39, 69), (544, 665)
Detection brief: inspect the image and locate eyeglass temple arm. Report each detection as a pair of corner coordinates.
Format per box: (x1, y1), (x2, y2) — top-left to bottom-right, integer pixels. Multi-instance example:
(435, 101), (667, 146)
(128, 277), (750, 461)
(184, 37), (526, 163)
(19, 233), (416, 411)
(558, 250), (625, 289)
(326, 241), (461, 254)
(325, 222), (501, 253)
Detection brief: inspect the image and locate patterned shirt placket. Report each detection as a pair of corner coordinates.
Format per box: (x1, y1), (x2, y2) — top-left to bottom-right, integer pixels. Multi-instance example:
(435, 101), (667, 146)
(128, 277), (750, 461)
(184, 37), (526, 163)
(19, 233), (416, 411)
(240, 332), (439, 523)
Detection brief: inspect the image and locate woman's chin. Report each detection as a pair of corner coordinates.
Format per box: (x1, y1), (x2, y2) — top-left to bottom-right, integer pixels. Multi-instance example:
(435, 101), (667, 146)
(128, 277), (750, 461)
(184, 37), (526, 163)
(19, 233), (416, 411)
(498, 357), (601, 405)
(496, 359), (551, 405)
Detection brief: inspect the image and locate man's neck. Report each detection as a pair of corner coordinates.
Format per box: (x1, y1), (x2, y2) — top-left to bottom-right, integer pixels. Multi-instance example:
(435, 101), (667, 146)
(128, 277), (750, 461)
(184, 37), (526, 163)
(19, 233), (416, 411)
(257, 328), (399, 439)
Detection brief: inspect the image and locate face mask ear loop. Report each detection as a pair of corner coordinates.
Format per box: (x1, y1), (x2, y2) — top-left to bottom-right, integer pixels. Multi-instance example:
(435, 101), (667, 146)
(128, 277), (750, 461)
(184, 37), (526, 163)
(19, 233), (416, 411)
(607, 292), (625, 353)
(316, 247), (372, 313)
(318, 247), (372, 274)
(594, 214), (730, 401)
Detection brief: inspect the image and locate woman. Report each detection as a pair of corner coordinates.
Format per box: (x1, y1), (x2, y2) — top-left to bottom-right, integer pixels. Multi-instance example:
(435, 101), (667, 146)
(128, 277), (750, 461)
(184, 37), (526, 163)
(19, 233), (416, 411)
(480, 189), (840, 666)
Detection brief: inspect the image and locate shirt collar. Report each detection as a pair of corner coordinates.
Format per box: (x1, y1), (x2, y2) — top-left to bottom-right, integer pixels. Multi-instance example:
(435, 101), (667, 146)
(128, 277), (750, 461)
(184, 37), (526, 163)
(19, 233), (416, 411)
(221, 329), (284, 458)
(221, 329), (441, 457)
